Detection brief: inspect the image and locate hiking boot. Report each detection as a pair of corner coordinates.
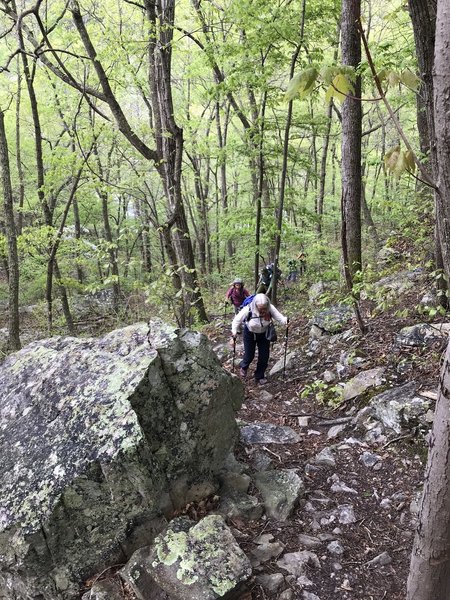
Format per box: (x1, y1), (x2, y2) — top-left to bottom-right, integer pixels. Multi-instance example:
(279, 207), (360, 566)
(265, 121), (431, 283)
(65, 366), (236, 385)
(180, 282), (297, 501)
(258, 378), (268, 385)
(239, 368), (247, 379)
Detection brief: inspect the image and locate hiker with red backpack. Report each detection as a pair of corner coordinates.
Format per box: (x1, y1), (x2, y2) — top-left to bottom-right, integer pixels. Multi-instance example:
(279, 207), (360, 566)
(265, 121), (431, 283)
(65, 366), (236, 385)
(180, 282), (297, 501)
(225, 278), (251, 314)
(230, 293), (288, 385)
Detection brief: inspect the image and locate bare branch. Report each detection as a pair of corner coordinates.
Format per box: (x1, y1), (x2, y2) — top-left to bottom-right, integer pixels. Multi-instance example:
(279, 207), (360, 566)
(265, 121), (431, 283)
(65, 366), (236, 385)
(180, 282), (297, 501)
(70, 0), (158, 163)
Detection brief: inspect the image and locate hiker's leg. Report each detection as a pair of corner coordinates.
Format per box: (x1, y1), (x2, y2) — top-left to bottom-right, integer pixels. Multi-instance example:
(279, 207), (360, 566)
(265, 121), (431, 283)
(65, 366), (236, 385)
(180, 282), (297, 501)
(240, 327), (256, 371)
(254, 334), (270, 380)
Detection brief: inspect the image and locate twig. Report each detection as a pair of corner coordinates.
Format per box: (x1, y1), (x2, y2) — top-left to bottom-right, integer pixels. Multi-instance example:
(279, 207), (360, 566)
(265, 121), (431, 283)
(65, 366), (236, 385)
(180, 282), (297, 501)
(262, 445), (282, 461)
(382, 433), (413, 449)
(316, 417), (353, 427)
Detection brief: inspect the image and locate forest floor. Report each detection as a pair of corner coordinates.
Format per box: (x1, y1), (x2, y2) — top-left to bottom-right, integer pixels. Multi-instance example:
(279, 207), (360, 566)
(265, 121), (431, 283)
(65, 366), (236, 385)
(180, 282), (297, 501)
(200, 288), (442, 600)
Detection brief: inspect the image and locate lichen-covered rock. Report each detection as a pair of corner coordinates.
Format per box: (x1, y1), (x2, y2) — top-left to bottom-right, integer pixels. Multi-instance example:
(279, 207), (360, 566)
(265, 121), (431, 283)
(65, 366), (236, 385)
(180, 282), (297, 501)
(122, 515), (251, 600)
(0, 322), (242, 599)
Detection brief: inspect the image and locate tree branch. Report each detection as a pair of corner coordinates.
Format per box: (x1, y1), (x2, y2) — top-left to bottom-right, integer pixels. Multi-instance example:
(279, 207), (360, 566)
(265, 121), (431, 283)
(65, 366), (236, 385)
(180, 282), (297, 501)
(70, 0), (159, 163)
(358, 19), (436, 190)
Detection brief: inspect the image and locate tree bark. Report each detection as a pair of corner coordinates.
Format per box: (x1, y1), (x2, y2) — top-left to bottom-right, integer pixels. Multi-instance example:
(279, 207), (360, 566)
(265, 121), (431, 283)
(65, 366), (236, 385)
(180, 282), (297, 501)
(407, 337), (450, 599)
(145, 0), (208, 325)
(341, 0), (362, 277)
(407, 3), (450, 596)
(408, 0), (447, 306)
(0, 110), (21, 350)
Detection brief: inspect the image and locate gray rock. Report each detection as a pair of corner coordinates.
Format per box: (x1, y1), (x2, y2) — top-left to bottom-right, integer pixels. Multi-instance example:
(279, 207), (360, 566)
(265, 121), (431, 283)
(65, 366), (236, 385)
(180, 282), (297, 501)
(327, 541), (344, 556)
(217, 490), (264, 521)
(240, 422), (301, 444)
(251, 450), (274, 471)
(338, 504), (357, 524)
(303, 592), (322, 600)
(327, 424), (347, 439)
(259, 389), (274, 402)
(251, 540), (284, 564)
(254, 469), (304, 520)
(314, 447), (336, 467)
(131, 515), (252, 600)
(323, 369), (337, 383)
(311, 304), (353, 334)
(298, 534), (321, 549)
(0, 322), (242, 599)
(255, 573), (285, 594)
(396, 323), (446, 347)
(342, 367), (385, 401)
(368, 382), (422, 433)
(308, 281), (328, 303)
(269, 352), (296, 376)
(360, 451), (381, 468)
(276, 551), (320, 577)
(81, 579), (125, 600)
(219, 472), (251, 494)
(366, 551), (392, 567)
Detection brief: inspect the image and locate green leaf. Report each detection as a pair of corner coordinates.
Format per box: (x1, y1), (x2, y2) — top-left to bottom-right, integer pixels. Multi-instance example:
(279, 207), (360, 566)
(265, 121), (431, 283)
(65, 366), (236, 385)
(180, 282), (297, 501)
(284, 67), (318, 101)
(326, 73), (354, 103)
(400, 69), (421, 91)
(384, 145), (400, 173)
(387, 71), (401, 87)
(404, 150), (416, 173)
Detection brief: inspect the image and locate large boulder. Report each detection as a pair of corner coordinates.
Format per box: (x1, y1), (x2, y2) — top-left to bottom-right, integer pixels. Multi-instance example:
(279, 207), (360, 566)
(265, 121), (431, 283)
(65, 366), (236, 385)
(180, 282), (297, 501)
(0, 322), (242, 600)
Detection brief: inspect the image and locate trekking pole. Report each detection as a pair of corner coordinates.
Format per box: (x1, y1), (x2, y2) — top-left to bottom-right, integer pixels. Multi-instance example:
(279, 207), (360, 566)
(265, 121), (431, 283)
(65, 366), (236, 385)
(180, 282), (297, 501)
(232, 335), (237, 373)
(282, 319), (289, 377)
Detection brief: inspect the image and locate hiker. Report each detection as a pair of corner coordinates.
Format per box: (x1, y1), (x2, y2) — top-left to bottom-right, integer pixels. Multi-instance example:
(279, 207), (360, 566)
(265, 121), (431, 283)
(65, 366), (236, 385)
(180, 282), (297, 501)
(231, 293), (288, 385)
(287, 258), (298, 282)
(225, 278), (251, 314)
(256, 263), (282, 297)
(297, 251), (307, 275)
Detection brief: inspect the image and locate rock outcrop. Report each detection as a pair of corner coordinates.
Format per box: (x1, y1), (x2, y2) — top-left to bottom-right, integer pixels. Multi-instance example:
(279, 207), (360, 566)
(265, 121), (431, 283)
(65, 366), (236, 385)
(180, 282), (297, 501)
(0, 322), (242, 599)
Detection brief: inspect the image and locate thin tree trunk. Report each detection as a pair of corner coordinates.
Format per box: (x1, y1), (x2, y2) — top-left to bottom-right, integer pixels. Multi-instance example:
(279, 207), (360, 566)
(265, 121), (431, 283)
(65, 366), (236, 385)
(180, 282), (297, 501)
(317, 101), (333, 236)
(15, 58), (25, 235)
(272, 0), (306, 304)
(0, 110), (21, 351)
(341, 0), (362, 277)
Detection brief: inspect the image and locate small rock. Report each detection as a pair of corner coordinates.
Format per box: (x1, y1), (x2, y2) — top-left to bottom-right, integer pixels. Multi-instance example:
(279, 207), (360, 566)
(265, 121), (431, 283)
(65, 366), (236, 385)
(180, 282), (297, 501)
(360, 451), (381, 468)
(327, 424), (347, 439)
(298, 534), (321, 549)
(338, 504), (357, 524)
(366, 551), (392, 567)
(314, 447), (336, 467)
(255, 573), (285, 594)
(327, 541), (344, 556)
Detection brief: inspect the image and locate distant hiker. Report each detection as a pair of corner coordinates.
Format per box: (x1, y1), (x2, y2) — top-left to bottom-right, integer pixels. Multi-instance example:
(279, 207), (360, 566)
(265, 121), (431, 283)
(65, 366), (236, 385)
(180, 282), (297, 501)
(231, 293), (288, 385)
(287, 258), (298, 282)
(225, 278), (251, 314)
(297, 251), (307, 275)
(256, 263), (282, 297)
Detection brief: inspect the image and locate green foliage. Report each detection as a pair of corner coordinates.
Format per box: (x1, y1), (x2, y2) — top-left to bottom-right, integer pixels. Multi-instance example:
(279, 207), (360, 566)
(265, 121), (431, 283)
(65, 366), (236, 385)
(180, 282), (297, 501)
(300, 379), (343, 407)
(284, 68), (319, 101)
(384, 146), (415, 178)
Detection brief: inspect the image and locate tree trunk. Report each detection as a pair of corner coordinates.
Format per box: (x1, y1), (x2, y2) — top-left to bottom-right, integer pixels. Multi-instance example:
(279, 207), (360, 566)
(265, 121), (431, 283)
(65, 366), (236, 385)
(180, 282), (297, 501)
(0, 110), (21, 351)
(317, 101), (333, 237)
(407, 4), (450, 596)
(15, 59), (25, 236)
(408, 0), (447, 306)
(341, 0), (362, 277)
(145, 0), (208, 325)
(407, 338), (450, 599)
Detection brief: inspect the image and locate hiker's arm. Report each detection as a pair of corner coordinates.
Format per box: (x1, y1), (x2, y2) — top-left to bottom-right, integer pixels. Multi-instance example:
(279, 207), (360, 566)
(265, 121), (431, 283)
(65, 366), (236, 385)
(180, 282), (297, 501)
(270, 306), (288, 326)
